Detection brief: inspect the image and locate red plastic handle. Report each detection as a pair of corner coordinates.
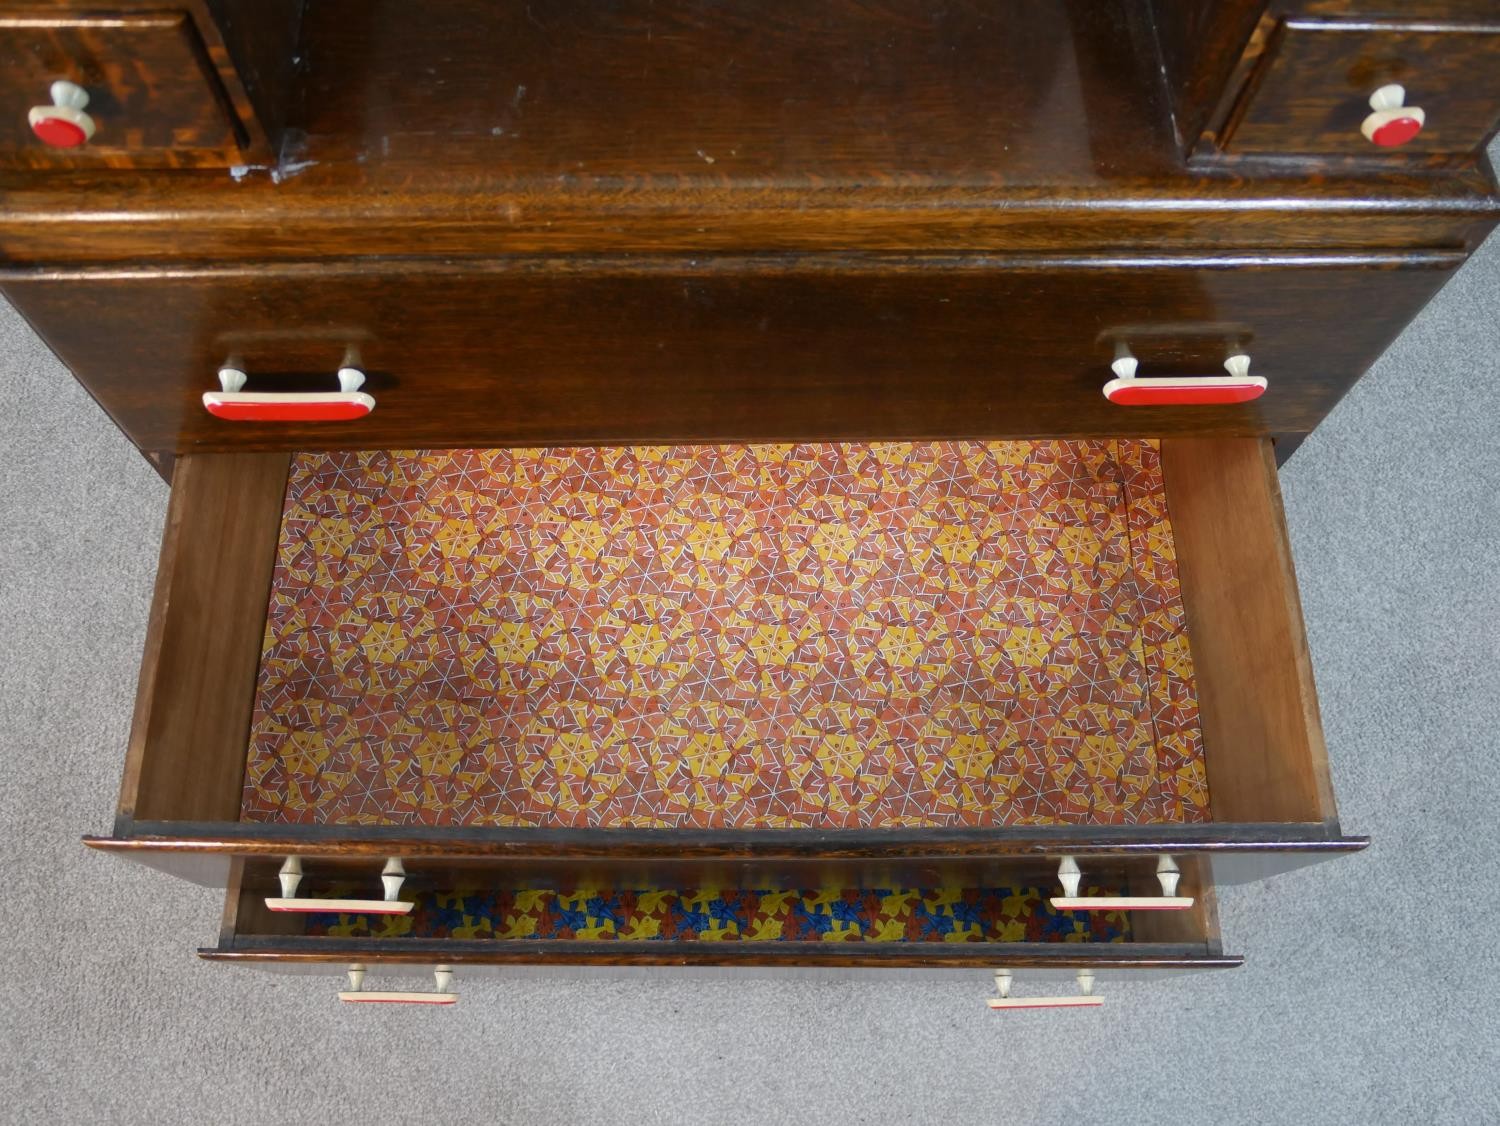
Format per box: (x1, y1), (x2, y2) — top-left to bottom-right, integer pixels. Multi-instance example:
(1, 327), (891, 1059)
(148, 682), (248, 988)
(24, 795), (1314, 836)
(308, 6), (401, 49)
(1104, 352), (1264, 406)
(1103, 379), (1266, 406)
(202, 393), (375, 422)
(203, 366), (374, 422)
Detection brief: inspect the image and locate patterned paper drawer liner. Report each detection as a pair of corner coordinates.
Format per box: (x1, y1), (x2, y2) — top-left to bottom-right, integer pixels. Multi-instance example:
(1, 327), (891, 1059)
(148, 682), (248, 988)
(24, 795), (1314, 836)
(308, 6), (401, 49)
(243, 440), (1206, 828)
(298, 885), (1132, 943)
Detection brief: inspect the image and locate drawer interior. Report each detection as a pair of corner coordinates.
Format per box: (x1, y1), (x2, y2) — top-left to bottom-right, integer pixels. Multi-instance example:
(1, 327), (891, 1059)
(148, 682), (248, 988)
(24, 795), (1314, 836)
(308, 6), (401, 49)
(112, 436), (1348, 857)
(243, 438), (1204, 829)
(208, 854), (1233, 969)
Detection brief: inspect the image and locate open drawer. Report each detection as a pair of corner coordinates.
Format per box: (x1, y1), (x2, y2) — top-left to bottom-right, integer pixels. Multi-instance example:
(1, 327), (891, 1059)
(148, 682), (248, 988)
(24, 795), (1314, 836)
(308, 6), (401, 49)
(89, 436), (1364, 912)
(204, 853), (1239, 1000)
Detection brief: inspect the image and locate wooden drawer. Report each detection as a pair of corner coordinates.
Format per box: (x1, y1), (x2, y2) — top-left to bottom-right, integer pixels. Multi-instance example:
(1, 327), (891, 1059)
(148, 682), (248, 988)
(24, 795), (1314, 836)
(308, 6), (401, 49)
(1218, 15), (1500, 157)
(89, 436), (1364, 937)
(199, 854), (1239, 997)
(0, 252), (1461, 453)
(0, 2), (301, 167)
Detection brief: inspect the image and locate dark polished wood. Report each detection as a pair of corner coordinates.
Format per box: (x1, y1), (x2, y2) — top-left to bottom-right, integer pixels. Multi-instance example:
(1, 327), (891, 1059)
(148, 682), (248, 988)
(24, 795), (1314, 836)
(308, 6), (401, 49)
(1220, 19), (1500, 158)
(88, 822), (1371, 862)
(0, 0), (301, 167)
(1165, 1), (1500, 161)
(0, 252), (1461, 454)
(1153, 0), (1267, 153)
(1271, 431), (1309, 464)
(0, 176), (1493, 264)
(0, 12), (239, 168)
(0, 1), (1497, 263)
(199, 942), (1244, 970)
(286, 0), (1173, 186)
(143, 450), (175, 485)
(89, 821), (1366, 892)
(200, 0), (305, 161)
(8, 0), (1497, 976)
(1298, 0), (1500, 15)
(119, 452), (290, 824)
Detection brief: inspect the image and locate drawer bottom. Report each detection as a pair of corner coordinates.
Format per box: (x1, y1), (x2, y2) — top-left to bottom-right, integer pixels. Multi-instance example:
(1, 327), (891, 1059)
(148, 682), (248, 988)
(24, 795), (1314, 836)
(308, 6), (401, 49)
(242, 439), (1206, 831)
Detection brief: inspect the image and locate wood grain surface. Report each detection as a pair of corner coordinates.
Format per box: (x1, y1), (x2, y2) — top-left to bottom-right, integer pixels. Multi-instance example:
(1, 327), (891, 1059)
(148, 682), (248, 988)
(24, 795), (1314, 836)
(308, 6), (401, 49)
(1, 252), (1460, 453)
(120, 452), (291, 823)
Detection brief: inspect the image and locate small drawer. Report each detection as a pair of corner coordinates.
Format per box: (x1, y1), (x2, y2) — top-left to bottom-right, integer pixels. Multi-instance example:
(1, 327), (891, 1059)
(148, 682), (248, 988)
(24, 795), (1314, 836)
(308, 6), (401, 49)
(0, 12), (237, 165)
(1220, 17), (1500, 157)
(0, 3), (302, 168)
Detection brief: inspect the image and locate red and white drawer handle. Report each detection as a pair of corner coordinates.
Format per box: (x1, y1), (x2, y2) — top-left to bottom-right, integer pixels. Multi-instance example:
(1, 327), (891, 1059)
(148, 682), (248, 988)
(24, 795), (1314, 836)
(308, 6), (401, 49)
(989, 970), (1101, 1011)
(29, 80), (96, 148)
(203, 364), (376, 422)
(1362, 84), (1425, 147)
(1050, 854), (1193, 911)
(264, 856), (415, 915)
(1103, 349), (1264, 406)
(341, 964), (458, 1006)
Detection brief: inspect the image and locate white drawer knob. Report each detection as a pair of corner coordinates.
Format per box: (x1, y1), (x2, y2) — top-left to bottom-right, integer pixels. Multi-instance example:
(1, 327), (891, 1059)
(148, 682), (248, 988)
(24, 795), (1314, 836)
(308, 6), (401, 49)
(277, 855), (303, 899)
(381, 857), (407, 901)
(28, 80), (96, 148)
(1058, 855), (1082, 898)
(1157, 854), (1182, 898)
(1362, 84), (1425, 147)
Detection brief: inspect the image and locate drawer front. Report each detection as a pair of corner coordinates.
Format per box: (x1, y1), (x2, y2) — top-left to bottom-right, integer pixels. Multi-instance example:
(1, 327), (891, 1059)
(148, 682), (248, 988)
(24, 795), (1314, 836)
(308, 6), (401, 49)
(199, 855), (1239, 976)
(0, 12), (241, 167)
(0, 253), (1459, 453)
(1224, 18), (1500, 156)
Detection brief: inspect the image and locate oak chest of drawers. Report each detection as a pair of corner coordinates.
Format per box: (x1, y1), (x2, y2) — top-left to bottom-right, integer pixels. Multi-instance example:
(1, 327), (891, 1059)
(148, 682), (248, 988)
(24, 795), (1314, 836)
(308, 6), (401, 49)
(3, 0), (1497, 1009)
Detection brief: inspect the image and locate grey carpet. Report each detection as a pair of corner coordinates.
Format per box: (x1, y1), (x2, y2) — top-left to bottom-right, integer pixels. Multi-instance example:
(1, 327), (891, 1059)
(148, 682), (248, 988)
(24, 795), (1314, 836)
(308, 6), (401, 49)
(1, 227), (1497, 1123)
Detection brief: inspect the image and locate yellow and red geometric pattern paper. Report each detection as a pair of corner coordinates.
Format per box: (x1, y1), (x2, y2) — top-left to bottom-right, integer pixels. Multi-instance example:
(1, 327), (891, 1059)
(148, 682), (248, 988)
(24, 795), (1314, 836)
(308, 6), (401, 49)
(242, 441), (1208, 827)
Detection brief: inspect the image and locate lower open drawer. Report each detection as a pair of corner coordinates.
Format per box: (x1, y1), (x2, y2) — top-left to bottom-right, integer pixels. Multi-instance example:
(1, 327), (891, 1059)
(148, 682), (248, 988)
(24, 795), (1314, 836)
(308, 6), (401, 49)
(205, 853), (1238, 990)
(92, 437), (1362, 905)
